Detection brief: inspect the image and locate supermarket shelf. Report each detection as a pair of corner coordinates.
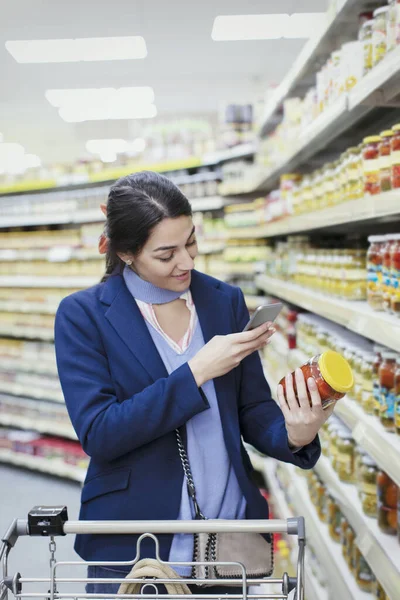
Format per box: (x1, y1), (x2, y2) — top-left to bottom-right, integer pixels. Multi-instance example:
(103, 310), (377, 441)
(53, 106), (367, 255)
(255, 274), (400, 353)
(0, 413), (76, 440)
(0, 449), (85, 482)
(0, 276), (98, 288)
(0, 382), (64, 404)
(0, 302), (58, 315)
(0, 358), (58, 376)
(198, 241), (225, 255)
(259, 0), (359, 136)
(0, 326), (54, 341)
(209, 262), (265, 277)
(289, 344), (400, 490)
(334, 396), (400, 489)
(190, 196), (226, 212)
(315, 455), (400, 600)
(258, 455), (371, 600)
(201, 142), (255, 165)
(225, 191), (400, 239)
(349, 45), (400, 111)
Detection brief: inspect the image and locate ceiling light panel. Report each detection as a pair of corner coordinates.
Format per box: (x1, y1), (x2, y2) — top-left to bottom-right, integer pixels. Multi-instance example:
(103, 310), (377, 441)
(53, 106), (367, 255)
(45, 87), (155, 108)
(5, 36), (147, 63)
(211, 13), (326, 41)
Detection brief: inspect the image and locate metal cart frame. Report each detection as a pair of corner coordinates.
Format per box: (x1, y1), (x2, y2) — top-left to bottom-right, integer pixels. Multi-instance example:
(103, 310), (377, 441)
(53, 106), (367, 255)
(0, 507), (305, 600)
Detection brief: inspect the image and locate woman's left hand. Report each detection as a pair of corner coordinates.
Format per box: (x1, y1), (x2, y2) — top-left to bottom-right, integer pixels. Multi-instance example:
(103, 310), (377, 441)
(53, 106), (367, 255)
(277, 367), (336, 448)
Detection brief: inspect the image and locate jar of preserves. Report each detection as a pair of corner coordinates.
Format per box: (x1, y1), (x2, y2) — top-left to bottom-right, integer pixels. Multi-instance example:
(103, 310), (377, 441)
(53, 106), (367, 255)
(354, 445), (367, 495)
(382, 235), (395, 312)
(367, 235), (385, 310)
(353, 350), (364, 404)
(395, 357), (400, 436)
(363, 136), (382, 195)
(360, 18), (374, 73)
(329, 421), (341, 471)
(361, 351), (375, 414)
(316, 478), (327, 521)
(373, 345), (384, 416)
(278, 350), (354, 409)
(379, 351), (398, 431)
(354, 545), (375, 593)
(327, 495), (342, 543)
(387, 0), (397, 53)
(373, 7), (389, 65)
(379, 130), (394, 191)
(346, 147), (363, 199)
(336, 428), (355, 482)
(360, 454), (378, 517)
(391, 124), (400, 188)
(390, 233), (400, 315)
(377, 470), (398, 535)
(340, 516), (349, 560)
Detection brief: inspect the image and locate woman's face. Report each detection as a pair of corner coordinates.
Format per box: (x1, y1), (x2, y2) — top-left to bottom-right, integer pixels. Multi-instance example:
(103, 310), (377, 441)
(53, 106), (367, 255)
(122, 216), (198, 291)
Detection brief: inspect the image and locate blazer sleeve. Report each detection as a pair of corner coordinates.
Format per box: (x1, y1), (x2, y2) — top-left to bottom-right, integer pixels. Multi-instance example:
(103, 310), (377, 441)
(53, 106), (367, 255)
(233, 287), (321, 469)
(54, 295), (209, 462)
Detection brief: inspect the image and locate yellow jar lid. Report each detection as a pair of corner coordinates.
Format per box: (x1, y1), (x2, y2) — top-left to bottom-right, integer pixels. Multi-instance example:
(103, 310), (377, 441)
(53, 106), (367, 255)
(363, 136), (381, 144)
(318, 350), (354, 393)
(392, 124), (400, 132)
(380, 130), (394, 137)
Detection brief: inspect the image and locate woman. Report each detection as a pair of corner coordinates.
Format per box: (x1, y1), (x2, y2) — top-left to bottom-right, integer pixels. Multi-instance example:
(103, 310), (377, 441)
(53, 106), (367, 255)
(55, 171), (331, 596)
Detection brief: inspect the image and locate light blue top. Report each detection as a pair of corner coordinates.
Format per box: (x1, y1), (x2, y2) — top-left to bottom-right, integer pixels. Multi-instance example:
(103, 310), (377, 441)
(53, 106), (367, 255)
(123, 268), (246, 574)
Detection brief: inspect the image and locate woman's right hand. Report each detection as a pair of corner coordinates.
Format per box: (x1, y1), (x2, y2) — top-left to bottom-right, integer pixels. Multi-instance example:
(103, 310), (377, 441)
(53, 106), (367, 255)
(188, 323), (275, 387)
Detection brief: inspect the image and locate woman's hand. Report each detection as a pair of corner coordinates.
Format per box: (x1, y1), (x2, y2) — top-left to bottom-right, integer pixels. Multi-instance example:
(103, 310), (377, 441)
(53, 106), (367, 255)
(277, 368), (336, 448)
(189, 323), (276, 387)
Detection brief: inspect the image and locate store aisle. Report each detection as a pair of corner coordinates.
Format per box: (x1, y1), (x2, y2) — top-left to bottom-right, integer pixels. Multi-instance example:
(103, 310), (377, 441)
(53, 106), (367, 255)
(0, 465), (86, 596)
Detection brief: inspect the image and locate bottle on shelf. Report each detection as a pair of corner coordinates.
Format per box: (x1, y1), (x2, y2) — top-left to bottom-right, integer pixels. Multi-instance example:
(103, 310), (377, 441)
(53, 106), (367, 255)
(390, 233), (400, 317)
(360, 454), (378, 518)
(378, 350), (398, 431)
(367, 235), (385, 311)
(377, 470), (398, 535)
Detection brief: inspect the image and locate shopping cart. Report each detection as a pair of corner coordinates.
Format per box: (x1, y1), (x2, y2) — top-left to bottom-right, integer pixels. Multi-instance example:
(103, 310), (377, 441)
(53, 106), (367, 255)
(0, 506), (305, 600)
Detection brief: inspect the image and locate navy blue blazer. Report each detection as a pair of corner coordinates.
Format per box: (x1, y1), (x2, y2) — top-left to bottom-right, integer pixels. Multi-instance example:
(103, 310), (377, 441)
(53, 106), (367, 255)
(54, 270), (320, 562)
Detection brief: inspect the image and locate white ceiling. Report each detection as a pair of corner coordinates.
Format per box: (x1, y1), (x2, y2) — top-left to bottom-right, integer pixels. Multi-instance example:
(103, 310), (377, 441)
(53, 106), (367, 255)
(0, 0), (328, 163)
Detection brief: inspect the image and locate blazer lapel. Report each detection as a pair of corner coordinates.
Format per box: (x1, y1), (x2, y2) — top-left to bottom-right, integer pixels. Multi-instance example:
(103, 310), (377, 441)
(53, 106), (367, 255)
(101, 275), (168, 382)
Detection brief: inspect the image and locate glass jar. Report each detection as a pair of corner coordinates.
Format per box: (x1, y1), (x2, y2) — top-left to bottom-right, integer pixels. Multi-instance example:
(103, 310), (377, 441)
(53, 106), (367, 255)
(346, 147), (363, 199)
(336, 428), (355, 483)
(353, 351), (364, 404)
(329, 422), (341, 471)
(278, 350), (354, 409)
(391, 124), (400, 188)
(390, 233), (400, 315)
(373, 345), (384, 416)
(379, 351), (398, 431)
(360, 18), (374, 73)
(354, 445), (367, 495)
(340, 516), (349, 560)
(379, 130), (394, 191)
(372, 6), (389, 65)
(360, 454), (378, 517)
(361, 351), (375, 414)
(367, 235), (386, 310)
(327, 495), (342, 542)
(387, 0), (397, 52)
(377, 470), (398, 535)
(382, 235), (395, 312)
(354, 545), (375, 593)
(395, 357), (400, 436)
(363, 136), (382, 195)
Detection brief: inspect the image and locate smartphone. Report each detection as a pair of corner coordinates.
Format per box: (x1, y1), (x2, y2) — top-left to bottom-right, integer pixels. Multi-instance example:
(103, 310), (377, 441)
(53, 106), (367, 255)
(243, 302), (283, 332)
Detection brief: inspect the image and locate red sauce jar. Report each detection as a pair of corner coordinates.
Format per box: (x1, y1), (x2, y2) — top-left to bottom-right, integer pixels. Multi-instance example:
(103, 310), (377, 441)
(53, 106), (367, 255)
(367, 235), (385, 311)
(379, 130), (394, 192)
(363, 136), (381, 195)
(377, 470), (398, 535)
(382, 235), (395, 312)
(379, 351), (398, 431)
(279, 350), (354, 409)
(391, 124), (400, 189)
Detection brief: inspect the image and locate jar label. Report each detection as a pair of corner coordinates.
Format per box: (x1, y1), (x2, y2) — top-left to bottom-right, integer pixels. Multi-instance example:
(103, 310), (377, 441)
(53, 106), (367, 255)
(392, 150), (400, 165)
(380, 387), (395, 418)
(363, 158), (380, 174)
(395, 396), (400, 428)
(380, 155), (391, 170)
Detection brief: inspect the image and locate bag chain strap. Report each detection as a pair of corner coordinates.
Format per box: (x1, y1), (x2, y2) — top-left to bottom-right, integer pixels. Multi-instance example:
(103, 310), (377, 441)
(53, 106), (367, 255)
(175, 429), (217, 577)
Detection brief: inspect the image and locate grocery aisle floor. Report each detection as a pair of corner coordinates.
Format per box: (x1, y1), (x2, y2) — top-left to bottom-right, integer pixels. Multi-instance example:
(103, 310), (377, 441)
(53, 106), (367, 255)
(0, 464), (87, 596)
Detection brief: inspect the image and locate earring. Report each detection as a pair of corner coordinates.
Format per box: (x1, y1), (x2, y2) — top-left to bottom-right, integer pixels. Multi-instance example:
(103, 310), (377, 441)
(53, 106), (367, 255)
(126, 259), (133, 266)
